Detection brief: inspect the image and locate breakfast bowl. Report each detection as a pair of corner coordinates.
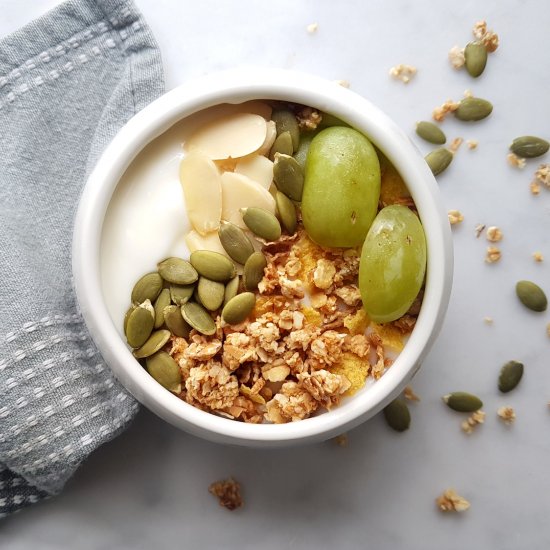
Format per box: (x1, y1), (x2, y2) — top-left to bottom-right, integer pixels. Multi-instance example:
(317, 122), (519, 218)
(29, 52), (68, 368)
(72, 68), (453, 446)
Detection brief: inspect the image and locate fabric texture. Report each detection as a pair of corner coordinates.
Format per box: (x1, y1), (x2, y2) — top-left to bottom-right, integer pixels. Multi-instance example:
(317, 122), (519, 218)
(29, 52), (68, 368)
(0, 0), (164, 517)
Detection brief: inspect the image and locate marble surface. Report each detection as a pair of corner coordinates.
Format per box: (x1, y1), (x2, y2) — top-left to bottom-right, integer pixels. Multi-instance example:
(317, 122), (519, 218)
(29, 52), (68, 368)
(2, 0), (550, 548)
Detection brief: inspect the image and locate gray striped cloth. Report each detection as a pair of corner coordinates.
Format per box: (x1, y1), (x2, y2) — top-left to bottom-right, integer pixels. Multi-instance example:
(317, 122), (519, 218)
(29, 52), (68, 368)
(0, 0), (164, 517)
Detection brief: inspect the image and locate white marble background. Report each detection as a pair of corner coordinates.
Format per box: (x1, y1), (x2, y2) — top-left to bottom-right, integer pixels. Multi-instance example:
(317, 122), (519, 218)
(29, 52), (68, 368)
(1, 0), (550, 548)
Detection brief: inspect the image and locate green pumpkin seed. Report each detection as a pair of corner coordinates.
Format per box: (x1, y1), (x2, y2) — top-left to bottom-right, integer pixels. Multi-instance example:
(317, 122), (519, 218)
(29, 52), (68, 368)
(319, 112), (349, 129)
(157, 257), (198, 285)
(510, 136), (550, 158)
(163, 305), (191, 338)
(425, 148), (453, 176)
(442, 392), (483, 412)
(293, 132), (316, 169)
(125, 300), (155, 348)
(383, 399), (411, 432)
(243, 251), (267, 291)
(131, 272), (163, 304)
(153, 288), (171, 329)
(123, 305), (137, 333)
(222, 292), (256, 325)
(218, 221), (254, 264)
(240, 207), (282, 241)
(146, 351), (182, 392)
(271, 109), (300, 150)
(133, 329), (171, 359)
(224, 276), (240, 306)
(181, 301), (217, 335)
(516, 280), (547, 312)
(170, 283), (195, 306)
(275, 191), (297, 234)
(498, 360), (524, 393)
(190, 250), (236, 282)
(268, 182), (278, 200)
(269, 131), (294, 160)
(464, 42), (488, 77)
(454, 97), (493, 121)
(273, 153), (304, 201)
(197, 277), (225, 311)
(415, 121), (446, 144)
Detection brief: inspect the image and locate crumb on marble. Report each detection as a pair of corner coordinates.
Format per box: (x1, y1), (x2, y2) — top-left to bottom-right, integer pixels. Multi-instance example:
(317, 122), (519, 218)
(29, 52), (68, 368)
(486, 226), (503, 243)
(448, 210), (464, 226)
(389, 64), (417, 84)
(334, 433), (348, 447)
(461, 410), (485, 434)
(533, 251), (544, 262)
(436, 488), (471, 512)
(306, 22), (318, 34)
(466, 139), (478, 150)
(485, 246), (501, 264)
(508, 153), (526, 169)
(209, 477), (243, 511)
(403, 385), (420, 402)
(497, 406), (516, 424)
(475, 223), (486, 238)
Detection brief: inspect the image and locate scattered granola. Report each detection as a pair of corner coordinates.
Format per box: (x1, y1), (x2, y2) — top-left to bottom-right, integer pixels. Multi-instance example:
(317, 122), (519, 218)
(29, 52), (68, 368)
(546, 322), (550, 338)
(486, 226), (503, 242)
(474, 223), (486, 238)
(483, 316), (494, 325)
(497, 406), (516, 424)
(472, 20), (499, 52)
(448, 210), (464, 225)
(334, 79), (350, 88)
(507, 153), (526, 169)
(533, 251), (544, 262)
(208, 478), (243, 511)
(485, 246), (501, 263)
(436, 488), (471, 513)
(334, 433), (348, 447)
(461, 410), (485, 434)
(403, 385), (420, 402)
(530, 181), (541, 195)
(466, 139), (478, 150)
(306, 22), (318, 34)
(296, 106), (322, 131)
(534, 164), (550, 188)
(449, 137), (464, 153)
(389, 64), (417, 84)
(432, 99), (460, 123)
(448, 45), (465, 69)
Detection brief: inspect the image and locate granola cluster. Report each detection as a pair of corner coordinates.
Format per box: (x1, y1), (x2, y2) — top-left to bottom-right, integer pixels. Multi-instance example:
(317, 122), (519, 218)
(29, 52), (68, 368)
(167, 228), (417, 424)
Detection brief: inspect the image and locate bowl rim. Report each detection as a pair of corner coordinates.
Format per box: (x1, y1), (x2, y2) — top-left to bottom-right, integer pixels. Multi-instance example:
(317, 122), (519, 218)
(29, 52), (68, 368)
(72, 68), (453, 445)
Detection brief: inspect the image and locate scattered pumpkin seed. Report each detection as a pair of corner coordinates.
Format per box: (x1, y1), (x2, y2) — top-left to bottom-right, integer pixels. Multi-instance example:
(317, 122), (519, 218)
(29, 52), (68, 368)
(415, 121), (446, 144)
(146, 351), (182, 392)
(224, 275), (240, 306)
(273, 153), (304, 201)
(269, 131), (293, 160)
(383, 399), (411, 432)
(498, 360), (524, 393)
(163, 305), (191, 338)
(464, 42), (488, 77)
(275, 191), (297, 234)
(222, 291), (256, 325)
(442, 392), (483, 412)
(454, 97), (493, 121)
(169, 283), (195, 306)
(218, 221), (255, 264)
(425, 148), (453, 176)
(181, 301), (217, 335)
(271, 108), (300, 150)
(190, 250), (236, 282)
(243, 251), (268, 291)
(240, 206), (282, 241)
(197, 277), (225, 311)
(131, 272), (163, 304)
(157, 257), (198, 285)
(125, 300), (155, 348)
(509, 136), (550, 158)
(153, 288), (171, 329)
(516, 280), (547, 312)
(133, 329), (171, 359)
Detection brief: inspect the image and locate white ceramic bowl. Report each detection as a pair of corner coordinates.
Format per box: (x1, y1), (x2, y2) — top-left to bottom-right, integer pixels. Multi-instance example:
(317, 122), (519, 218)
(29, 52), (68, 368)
(72, 68), (453, 446)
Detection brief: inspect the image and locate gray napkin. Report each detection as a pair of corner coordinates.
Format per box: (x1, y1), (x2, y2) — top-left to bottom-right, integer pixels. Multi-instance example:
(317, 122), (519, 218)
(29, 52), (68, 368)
(0, 0), (164, 517)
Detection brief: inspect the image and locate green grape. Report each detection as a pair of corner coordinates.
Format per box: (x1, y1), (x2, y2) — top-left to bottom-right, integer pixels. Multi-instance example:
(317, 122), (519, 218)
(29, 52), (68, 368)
(359, 205), (426, 323)
(302, 127), (381, 247)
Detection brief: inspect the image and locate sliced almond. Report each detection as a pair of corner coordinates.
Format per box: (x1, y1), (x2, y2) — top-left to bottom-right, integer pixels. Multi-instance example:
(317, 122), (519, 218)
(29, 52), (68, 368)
(235, 154), (274, 189)
(179, 151), (222, 235)
(256, 120), (277, 157)
(186, 112), (267, 160)
(185, 229), (231, 259)
(220, 172), (276, 228)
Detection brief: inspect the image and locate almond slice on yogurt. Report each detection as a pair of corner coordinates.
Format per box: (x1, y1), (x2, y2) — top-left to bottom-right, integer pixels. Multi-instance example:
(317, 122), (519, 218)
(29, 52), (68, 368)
(256, 120), (277, 157)
(235, 154), (274, 189)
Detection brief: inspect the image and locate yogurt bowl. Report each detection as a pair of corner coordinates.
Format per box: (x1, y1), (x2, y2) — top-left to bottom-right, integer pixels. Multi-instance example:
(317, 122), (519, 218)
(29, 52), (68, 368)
(72, 68), (453, 446)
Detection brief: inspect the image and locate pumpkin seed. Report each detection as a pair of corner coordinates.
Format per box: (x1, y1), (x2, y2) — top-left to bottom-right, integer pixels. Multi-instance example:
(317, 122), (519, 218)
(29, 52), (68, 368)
(146, 351), (182, 392)
(498, 360), (524, 393)
(275, 191), (297, 234)
(510, 136), (550, 158)
(224, 275), (240, 306)
(157, 257), (198, 285)
(464, 42), (488, 77)
(383, 399), (411, 432)
(181, 301), (217, 335)
(425, 148), (453, 176)
(516, 280), (547, 312)
(190, 250), (236, 282)
(454, 97), (493, 121)
(243, 251), (267, 291)
(153, 288), (171, 329)
(133, 329), (171, 359)
(197, 277), (225, 311)
(269, 131), (294, 160)
(163, 305), (191, 338)
(125, 300), (155, 348)
(273, 153), (304, 201)
(170, 283), (195, 306)
(131, 272), (163, 304)
(442, 392), (483, 412)
(415, 121), (446, 144)
(271, 109), (300, 150)
(293, 132), (316, 169)
(218, 221), (254, 264)
(123, 305), (137, 333)
(222, 292), (256, 325)
(240, 206), (282, 241)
